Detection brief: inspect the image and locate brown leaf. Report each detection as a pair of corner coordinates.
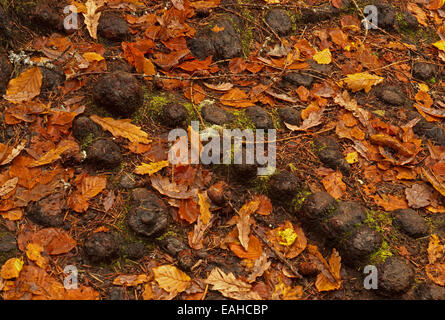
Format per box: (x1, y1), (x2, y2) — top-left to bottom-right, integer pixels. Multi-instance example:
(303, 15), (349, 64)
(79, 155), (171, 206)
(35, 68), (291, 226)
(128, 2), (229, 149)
(267, 221), (307, 259)
(229, 233), (263, 260)
(205, 267), (262, 300)
(179, 198), (200, 224)
(113, 274), (149, 286)
(285, 108), (324, 131)
(237, 200), (260, 250)
(308, 245), (342, 292)
(27, 228), (77, 255)
(321, 171), (346, 199)
(150, 174), (197, 199)
(28, 140), (78, 167)
(427, 234), (444, 264)
(90, 115), (150, 144)
(220, 88), (254, 108)
(246, 252), (271, 283)
(3, 67), (43, 103)
(405, 183), (432, 208)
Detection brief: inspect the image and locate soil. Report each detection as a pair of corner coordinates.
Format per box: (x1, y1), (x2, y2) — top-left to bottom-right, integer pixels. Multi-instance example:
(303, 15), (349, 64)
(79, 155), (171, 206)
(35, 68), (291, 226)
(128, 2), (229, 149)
(0, 0), (444, 302)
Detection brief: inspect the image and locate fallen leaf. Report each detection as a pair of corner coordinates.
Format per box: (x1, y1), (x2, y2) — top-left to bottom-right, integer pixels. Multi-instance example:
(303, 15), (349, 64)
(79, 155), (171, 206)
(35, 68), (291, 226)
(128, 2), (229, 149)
(308, 245), (342, 292)
(344, 72), (384, 93)
(237, 200), (260, 250)
(1, 258), (23, 279)
(313, 48), (332, 65)
(321, 171), (346, 199)
(90, 115), (150, 144)
(134, 160), (169, 176)
(267, 221), (307, 259)
(83, 0), (103, 39)
(0, 177), (18, 197)
(113, 274), (149, 286)
(205, 267), (261, 300)
(3, 67), (43, 103)
(405, 183), (432, 208)
(153, 265), (191, 293)
(220, 88), (254, 108)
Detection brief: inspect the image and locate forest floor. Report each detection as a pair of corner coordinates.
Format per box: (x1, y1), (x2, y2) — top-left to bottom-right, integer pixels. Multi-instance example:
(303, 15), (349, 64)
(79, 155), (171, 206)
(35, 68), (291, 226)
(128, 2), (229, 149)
(0, 0), (445, 300)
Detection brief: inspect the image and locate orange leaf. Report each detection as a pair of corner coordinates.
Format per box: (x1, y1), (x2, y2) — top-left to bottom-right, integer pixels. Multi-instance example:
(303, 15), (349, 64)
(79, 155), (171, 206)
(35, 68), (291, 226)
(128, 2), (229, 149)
(220, 88), (254, 108)
(4, 67), (42, 103)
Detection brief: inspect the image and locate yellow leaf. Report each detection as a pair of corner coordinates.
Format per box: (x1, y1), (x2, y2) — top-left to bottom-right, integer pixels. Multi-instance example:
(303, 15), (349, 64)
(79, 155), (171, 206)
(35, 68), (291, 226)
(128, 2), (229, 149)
(419, 83), (429, 92)
(0, 208), (23, 221)
(427, 234), (444, 264)
(153, 265), (191, 293)
(313, 48), (332, 65)
(198, 192), (212, 225)
(134, 161), (169, 176)
(26, 243), (48, 269)
(433, 40), (445, 53)
(1, 258), (24, 279)
(277, 227), (297, 246)
(83, 52), (104, 62)
(90, 115), (150, 144)
(344, 72), (384, 93)
(345, 151), (358, 164)
(3, 67), (42, 103)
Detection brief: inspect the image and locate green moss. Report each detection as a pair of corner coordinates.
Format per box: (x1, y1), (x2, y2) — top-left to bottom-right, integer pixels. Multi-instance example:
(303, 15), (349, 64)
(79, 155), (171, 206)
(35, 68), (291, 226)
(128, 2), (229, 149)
(156, 230), (179, 241)
(228, 109), (255, 130)
(291, 189), (312, 212)
(80, 133), (94, 150)
(429, 77), (437, 84)
(269, 108), (282, 130)
(251, 175), (271, 193)
(365, 210), (392, 233)
(369, 241), (393, 264)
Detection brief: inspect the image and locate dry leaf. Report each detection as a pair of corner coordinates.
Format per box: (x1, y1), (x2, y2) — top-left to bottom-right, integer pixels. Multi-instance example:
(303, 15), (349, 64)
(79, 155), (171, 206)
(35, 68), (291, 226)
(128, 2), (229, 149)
(153, 265), (191, 293)
(3, 67), (43, 103)
(90, 115), (150, 144)
(0, 177), (18, 197)
(113, 274), (149, 286)
(308, 245), (342, 292)
(205, 267), (262, 300)
(134, 161), (169, 176)
(1, 258), (23, 279)
(83, 0), (103, 39)
(237, 200), (260, 251)
(344, 72), (384, 93)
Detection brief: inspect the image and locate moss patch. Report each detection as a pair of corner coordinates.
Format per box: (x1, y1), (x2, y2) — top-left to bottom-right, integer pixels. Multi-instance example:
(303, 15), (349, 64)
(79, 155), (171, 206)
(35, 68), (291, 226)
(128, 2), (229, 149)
(227, 109), (256, 130)
(251, 175), (271, 193)
(369, 240), (393, 264)
(365, 210), (393, 233)
(291, 189), (312, 212)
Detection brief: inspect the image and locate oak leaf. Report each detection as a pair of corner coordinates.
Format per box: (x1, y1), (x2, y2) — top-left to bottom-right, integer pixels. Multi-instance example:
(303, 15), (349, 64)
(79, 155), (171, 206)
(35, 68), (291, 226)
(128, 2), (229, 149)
(205, 267), (262, 300)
